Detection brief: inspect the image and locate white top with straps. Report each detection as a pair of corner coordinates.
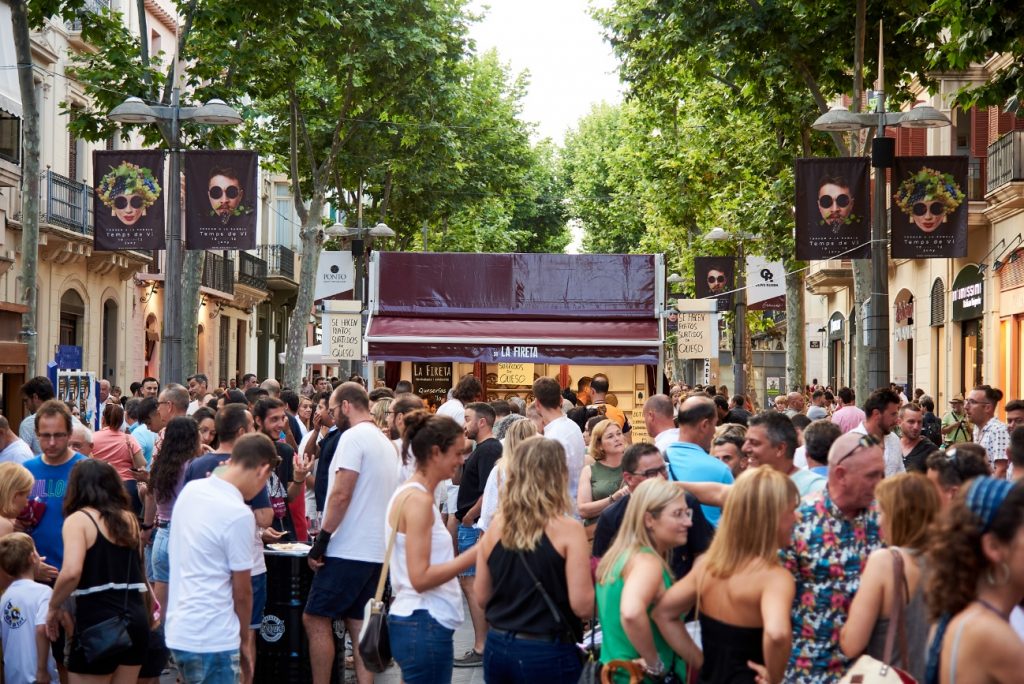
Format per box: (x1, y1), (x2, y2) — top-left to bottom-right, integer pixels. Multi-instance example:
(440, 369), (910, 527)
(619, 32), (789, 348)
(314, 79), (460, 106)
(385, 482), (465, 630)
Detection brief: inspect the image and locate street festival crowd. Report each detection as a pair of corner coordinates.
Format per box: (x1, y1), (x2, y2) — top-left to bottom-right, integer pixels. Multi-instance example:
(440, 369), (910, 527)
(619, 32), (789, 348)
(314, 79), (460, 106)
(0, 371), (1024, 684)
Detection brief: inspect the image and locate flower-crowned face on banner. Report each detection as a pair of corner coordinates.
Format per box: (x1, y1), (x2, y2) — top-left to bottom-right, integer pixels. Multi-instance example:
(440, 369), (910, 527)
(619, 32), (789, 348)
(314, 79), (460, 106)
(93, 151), (166, 250)
(891, 156), (968, 258)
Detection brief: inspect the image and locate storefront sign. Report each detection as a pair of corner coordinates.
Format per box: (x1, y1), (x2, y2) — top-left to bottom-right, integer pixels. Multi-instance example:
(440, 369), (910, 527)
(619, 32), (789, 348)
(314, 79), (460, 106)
(951, 265), (984, 321)
(828, 313), (845, 341)
(322, 300), (362, 361)
(746, 256), (786, 311)
(497, 362), (534, 386)
(314, 251), (355, 300)
(412, 362), (452, 400)
(675, 300), (715, 360)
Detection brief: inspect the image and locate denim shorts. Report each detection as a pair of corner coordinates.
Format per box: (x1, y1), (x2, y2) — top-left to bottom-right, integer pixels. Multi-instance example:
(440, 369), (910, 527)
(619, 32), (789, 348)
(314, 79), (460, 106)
(150, 526), (170, 583)
(457, 525), (481, 578)
(388, 610), (455, 684)
(303, 557), (381, 620)
(250, 572), (268, 629)
(171, 649), (240, 684)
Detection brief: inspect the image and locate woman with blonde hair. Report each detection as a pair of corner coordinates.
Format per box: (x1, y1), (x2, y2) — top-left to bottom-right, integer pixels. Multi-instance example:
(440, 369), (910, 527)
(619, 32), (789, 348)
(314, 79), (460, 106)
(840, 473), (940, 680)
(475, 437), (592, 683)
(578, 419), (629, 537)
(653, 466), (798, 683)
(597, 478), (699, 682)
(477, 418), (537, 532)
(0, 462), (34, 538)
(371, 396), (394, 435)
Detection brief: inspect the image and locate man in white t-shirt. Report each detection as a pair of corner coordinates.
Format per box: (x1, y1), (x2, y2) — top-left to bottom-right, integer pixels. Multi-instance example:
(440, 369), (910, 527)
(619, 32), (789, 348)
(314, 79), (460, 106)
(642, 394), (678, 456)
(533, 377), (586, 507)
(852, 388), (906, 478)
(304, 383), (401, 684)
(0, 416), (34, 464)
(166, 433), (279, 684)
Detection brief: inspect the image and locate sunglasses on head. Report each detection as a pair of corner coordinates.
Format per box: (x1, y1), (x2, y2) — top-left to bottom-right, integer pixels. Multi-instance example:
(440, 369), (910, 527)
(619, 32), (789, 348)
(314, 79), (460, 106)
(912, 202), (945, 217)
(835, 433), (880, 467)
(208, 185), (241, 200)
(707, 274), (726, 284)
(114, 195), (144, 210)
(818, 194), (851, 209)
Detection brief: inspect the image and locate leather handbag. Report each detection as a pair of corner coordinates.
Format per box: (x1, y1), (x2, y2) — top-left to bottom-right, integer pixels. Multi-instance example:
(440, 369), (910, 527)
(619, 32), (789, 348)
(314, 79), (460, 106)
(578, 601), (601, 684)
(357, 494), (407, 673)
(839, 549), (917, 684)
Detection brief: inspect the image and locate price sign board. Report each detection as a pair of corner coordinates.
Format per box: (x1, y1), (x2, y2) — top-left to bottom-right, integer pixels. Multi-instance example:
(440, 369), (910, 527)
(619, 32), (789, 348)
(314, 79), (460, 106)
(497, 362), (534, 386)
(630, 408), (651, 444)
(675, 300), (715, 360)
(322, 300), (362, 361)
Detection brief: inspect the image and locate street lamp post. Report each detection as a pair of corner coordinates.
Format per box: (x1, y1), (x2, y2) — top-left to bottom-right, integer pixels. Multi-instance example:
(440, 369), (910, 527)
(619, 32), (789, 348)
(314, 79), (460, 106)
(325, 218), (395, 382)
(706, 227), (753, 398)
(108, 93), (242, 385)
(811, 101), (950, 391)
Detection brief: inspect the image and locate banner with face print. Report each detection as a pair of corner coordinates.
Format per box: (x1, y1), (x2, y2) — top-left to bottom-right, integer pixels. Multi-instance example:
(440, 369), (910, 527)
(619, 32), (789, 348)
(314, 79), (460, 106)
(694, 256), (735, 312)
(890, 156), (968, 259)
(93, 150), (166, 250)
(184, 150), (257, 249)
(795, 157), (870, 260)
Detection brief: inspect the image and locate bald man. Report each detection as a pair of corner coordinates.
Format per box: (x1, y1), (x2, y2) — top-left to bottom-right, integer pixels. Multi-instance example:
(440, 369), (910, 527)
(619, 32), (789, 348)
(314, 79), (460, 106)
(642, 394), (678, 455)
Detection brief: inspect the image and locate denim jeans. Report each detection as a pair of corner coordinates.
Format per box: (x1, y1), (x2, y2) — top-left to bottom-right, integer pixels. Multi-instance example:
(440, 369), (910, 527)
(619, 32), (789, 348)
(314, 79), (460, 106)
(150, 526), (170, 583)
(483, 629), (582, 684)
(171, 649), (241, 684)
(388, 610), (455, 684)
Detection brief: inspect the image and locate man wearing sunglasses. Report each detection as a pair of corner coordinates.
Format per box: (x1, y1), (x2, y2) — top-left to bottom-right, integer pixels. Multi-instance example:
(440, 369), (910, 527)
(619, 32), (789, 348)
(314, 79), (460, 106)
(706, 268), (728, 294)
(817, 175), (854, 232)
(966, 385), (1010, 480)
(208, 167), (246, 221)
(782, 430), (885, 682)
(592, 443), (712, 579)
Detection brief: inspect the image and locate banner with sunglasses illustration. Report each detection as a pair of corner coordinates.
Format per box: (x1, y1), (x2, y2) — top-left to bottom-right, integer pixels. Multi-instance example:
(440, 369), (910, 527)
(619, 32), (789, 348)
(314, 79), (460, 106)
(184, 150), (258, 250)
(795, 157), (870, 260)
(694, 256), (735, 312)
(92, 150), (166, 251)
(890, 156), (968, 259)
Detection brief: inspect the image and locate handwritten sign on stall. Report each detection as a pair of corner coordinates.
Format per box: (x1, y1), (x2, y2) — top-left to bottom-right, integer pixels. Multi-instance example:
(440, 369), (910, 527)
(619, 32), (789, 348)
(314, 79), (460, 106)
(497, 362), (534, 386)
(675, 300), (715, 360)
(322, 301), (363, 361)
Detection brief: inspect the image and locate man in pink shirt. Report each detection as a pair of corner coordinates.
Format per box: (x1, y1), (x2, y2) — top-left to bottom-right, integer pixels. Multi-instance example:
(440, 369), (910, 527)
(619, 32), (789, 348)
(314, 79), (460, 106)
(831, 387), (866, 434)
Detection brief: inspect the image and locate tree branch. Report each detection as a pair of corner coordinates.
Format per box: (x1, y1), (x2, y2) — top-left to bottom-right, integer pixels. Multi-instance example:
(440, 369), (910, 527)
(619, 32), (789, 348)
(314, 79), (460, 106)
(794, 59), (850, 156)
(161, 0), (199, 104)
(289, 89), (308, 226)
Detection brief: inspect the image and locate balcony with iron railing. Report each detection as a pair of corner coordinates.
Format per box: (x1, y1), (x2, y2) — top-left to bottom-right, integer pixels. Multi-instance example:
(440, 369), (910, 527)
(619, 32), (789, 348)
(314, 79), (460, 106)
(66, 0), (111, 32)
(201, 252), (234, 294)
(237, 250), (268, 290)
(39, 169), (93, 235)
(987, 130), (1024, 195)
(258, 244), (297, 290)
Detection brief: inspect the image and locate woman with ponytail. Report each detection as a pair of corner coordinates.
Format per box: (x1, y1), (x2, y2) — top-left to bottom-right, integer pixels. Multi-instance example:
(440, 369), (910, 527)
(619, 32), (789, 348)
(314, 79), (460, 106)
(91, 402), (147, 516)
(924, 477), (1024, 683)
(386, 411), (476, 683)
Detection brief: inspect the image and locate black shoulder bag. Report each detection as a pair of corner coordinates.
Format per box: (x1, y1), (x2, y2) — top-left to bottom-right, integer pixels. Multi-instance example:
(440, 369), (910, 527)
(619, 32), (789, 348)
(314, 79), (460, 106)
(76, 543), (134, 661)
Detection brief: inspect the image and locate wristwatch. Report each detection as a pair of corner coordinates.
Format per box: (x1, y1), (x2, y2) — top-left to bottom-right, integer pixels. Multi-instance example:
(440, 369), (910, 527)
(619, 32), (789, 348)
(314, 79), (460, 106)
(644, 658), (666, 679)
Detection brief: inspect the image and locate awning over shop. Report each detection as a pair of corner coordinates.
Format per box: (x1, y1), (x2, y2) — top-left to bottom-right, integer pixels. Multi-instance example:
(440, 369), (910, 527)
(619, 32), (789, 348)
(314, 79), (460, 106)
(366, 316), (660, 365)
(0, 6), (23, 118)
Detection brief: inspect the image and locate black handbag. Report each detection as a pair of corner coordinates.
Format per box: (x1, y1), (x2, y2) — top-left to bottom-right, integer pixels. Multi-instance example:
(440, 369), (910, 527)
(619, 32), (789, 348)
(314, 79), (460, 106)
(578, 602), (601, 684)
(357, 494), (407, 673)
(76, 541), (134, 661)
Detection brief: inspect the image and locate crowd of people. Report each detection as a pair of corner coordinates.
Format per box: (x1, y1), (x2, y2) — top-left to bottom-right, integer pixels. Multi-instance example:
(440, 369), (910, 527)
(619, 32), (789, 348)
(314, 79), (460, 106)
(0, 370), (1023, 684)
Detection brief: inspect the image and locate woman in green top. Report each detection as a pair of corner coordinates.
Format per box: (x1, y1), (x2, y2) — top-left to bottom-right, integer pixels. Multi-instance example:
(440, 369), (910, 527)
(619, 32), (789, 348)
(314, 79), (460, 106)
(596, 478), (701, 682)
(578, 420), (629, 537)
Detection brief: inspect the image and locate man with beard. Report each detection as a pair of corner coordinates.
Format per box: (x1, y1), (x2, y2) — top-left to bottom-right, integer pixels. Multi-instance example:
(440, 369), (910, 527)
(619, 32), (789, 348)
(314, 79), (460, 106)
(817, 175), (855, 233)
(898, 403), (938, 473)
(706, 267), (728, 294)
(851, 388), (906, 477)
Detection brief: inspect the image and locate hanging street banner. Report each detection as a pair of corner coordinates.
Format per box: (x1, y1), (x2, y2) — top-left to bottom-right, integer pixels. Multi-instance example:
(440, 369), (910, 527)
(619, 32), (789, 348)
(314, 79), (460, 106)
(314, 251), (356, 301)
(184, 150), (257, 249)
(92, 150), (166, 251)
(795, 157), (871, 260)
(891, 156), (968, 259)
(674, 299), (715, 360)
(694, 256), (735, 312)
(746, 256), (786, 311)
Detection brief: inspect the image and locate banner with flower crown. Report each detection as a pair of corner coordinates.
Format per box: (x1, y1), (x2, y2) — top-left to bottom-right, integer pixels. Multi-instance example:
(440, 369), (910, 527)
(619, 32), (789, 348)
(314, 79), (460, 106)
(890, 156), (968, 259)
(184, 150), (258, 250)
(92, 150), (166, 251)
(795, 157), (871, 260)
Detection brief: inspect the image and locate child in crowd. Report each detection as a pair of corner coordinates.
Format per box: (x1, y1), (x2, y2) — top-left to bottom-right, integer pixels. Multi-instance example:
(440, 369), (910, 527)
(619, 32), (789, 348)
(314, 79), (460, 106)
(0, 533), (58, 684)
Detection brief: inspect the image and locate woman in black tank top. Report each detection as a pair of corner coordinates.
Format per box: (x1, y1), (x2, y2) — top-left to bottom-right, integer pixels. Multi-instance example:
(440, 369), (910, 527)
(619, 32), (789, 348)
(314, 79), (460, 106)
(474, 437), (594, 684)
(45, 459), (150, 682)
(653, 466), (800, 683)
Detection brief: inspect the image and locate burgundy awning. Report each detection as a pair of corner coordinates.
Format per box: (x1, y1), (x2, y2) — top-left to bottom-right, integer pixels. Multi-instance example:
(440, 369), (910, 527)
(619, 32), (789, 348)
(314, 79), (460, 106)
(366, 316), (660, 365)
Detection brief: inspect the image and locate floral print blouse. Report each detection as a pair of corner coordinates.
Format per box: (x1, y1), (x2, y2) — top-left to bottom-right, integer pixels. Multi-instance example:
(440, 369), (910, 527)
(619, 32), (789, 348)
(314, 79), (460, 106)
(780, 488), (882, 683)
